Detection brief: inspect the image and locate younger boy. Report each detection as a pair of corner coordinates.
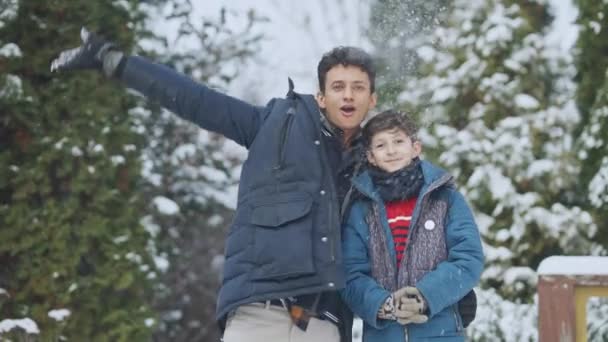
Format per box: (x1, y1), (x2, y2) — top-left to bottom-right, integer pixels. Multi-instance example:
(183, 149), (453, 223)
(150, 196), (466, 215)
(340, 110), (484, 341)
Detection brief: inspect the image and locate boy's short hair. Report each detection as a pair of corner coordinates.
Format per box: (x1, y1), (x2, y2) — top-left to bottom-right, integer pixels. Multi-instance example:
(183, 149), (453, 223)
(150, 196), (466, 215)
(317, 46), (376, 93)
(362, 109), (419, 147)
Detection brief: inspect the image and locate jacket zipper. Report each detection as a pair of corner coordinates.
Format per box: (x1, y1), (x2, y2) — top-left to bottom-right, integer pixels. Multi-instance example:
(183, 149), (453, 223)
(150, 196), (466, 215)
(275, 107), (295, 170)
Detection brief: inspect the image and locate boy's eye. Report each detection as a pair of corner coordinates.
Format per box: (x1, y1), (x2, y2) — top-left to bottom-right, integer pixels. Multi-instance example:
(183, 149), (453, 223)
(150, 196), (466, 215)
(374, 143), (384, 149)
(332, 84), (344, 91)
(395, 139), (405, 144)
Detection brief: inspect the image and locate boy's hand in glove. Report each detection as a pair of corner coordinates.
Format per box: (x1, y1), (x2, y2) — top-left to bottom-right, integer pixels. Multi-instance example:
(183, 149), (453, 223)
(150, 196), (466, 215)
(393, 287), (428, 325)
(51, 27), (123, 77)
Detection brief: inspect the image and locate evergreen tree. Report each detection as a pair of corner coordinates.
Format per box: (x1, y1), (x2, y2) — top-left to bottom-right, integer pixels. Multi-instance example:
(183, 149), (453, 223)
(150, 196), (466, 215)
(572, 2), (608, 338)
(575, 0), (608, 249)
(133, 2), (264, 341)
(1, 0), (158, 340)
(391, 0), (605, 339)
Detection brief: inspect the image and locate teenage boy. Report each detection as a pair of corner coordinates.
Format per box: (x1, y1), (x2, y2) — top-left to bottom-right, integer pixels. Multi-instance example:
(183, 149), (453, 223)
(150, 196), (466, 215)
(341, 110), (484, 342)
(51, 27), (377, 342)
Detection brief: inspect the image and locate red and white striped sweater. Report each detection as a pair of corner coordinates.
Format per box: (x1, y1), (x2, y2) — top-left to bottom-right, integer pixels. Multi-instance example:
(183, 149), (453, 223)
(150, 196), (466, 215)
(384, 197), (417, 267)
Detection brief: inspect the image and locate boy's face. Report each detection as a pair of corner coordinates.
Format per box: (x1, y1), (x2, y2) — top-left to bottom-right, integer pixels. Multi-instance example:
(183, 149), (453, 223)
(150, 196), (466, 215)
(316, 65), (377, 137)
(367, 128), (421, 173)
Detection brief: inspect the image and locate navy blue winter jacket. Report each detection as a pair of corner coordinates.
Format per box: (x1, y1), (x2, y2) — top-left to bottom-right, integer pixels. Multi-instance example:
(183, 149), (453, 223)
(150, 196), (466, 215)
(119, 56), (345, 321)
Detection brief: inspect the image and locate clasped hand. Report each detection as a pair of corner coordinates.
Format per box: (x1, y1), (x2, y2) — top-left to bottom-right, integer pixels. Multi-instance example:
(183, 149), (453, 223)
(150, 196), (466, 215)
(378, 286), (428, 325)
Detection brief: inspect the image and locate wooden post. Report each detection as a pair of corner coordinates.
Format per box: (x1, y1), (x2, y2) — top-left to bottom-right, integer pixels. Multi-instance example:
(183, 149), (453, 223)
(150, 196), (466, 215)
(537, 256), (608, 342)
(538, 275), (576, 342)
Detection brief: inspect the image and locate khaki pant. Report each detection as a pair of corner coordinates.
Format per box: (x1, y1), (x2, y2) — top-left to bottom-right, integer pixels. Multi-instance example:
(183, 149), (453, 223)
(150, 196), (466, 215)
(222, 302), (340, 342)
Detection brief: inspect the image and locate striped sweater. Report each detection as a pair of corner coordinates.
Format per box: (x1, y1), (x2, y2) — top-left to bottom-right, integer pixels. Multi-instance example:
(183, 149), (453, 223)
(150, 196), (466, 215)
(384, 197), (417, 266)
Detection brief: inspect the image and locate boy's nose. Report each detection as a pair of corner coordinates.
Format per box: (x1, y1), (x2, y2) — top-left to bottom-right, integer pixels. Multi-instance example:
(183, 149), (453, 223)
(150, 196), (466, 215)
(343, 86), (353, 99)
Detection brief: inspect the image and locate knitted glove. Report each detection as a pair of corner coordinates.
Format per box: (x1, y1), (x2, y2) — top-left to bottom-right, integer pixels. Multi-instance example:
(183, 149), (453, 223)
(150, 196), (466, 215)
(378, 287), (428, 325)
(377, 294), (397, 320)
(458, 289), (477, 328)
(395, 296), (429, 325)
(51, 27), (123, 77)
(394, 287), (428, 325)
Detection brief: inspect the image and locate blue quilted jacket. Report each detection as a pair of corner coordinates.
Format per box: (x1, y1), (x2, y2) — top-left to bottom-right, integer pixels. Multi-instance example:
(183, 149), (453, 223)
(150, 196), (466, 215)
(341, 161), (484, 341)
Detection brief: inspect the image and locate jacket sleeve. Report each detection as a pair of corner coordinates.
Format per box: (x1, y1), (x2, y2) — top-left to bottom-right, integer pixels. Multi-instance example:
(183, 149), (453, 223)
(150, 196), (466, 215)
(340, 205), (393, 329)
(416, 189), (484, 317)
(119, 56), (265, 148)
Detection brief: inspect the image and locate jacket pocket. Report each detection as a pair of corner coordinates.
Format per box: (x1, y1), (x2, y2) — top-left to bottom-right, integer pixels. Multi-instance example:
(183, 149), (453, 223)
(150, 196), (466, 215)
(250, 192), (315, 280)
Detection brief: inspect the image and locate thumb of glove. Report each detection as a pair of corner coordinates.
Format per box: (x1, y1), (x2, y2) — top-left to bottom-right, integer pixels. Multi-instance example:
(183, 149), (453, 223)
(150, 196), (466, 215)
(397, 314), (428, 325)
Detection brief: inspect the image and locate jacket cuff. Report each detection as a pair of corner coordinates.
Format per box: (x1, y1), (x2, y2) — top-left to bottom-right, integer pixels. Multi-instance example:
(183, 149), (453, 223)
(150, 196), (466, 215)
(103, 50), (125, 78)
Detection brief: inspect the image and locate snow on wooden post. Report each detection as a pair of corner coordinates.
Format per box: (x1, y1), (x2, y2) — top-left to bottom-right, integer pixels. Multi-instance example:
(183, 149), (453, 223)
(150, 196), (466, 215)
(537, 256), (608, 342)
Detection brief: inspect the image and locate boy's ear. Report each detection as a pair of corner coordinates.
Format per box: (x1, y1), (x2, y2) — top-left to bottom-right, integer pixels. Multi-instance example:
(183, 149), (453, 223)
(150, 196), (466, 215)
(413, 140), (422, 157)
(370, 92), (377, 110)
(366, 150), (376, 165)
(316, 92), (326, 109)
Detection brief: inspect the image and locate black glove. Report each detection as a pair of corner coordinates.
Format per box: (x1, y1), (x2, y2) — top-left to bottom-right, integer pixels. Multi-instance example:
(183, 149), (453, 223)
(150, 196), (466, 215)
(51, 27), (120, 76)
(458, 289), (477, 328)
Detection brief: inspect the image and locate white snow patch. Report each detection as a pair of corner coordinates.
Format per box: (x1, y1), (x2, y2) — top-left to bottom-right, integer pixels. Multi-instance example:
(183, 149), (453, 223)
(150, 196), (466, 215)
(71, 146), (83, 157)
(538, 256), (608, 275)
(0, 43), (22, 57)
(0, 0), (18, 30)
(145, 318), (155, 327)
(1, 74), (23, 98)
(154, 255), (169, 273)
(546, 0), (579, 51)
(141, 215), (161, 237)
(503, 266), (537, 285)
(514, 93), (540, 109)
(48, 309), (71, 322)
(110, 155), (126, 165)
(0, 318), (40, 334)
(153, 196), (180, 215)
(113, 235), (130, 244)
(589, 157), (608, 207)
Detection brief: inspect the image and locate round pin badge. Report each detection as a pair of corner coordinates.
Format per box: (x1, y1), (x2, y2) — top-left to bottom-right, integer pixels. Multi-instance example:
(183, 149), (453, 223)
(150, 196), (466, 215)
(424, 220), (436, 230)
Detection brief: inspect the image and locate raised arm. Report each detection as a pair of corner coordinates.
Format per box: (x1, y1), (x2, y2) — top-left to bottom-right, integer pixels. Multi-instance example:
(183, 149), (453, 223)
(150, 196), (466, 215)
(51, 27), (264, 148)
(118, 55), (264, 147)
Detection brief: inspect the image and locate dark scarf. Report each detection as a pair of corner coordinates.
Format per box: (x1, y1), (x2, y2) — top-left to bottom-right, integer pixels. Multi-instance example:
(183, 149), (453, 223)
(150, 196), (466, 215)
(368, 157), (424, 202)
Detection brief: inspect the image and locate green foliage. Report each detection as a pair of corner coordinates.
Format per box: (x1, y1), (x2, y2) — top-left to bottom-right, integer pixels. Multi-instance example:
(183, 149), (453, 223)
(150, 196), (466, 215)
(0, 1), (157, 340)
(574, 0), (608, 252)
(574, 0), (608, 126)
